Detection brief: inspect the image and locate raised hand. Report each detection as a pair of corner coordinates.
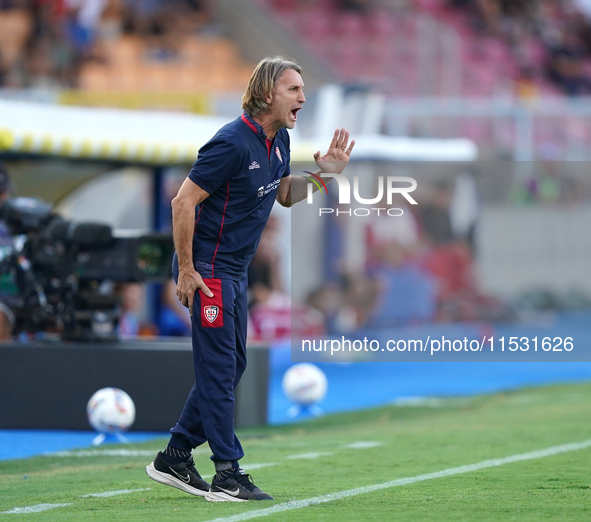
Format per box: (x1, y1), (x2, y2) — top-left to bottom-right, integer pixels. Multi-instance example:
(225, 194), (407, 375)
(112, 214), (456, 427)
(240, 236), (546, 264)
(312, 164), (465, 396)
(313, 128), (355, 174)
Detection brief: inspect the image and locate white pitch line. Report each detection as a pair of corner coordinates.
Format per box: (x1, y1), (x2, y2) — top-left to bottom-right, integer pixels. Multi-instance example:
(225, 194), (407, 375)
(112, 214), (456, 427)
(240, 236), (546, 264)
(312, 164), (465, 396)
(80, 488), (151, 498)
(285, 452), (334, 460)
(2, 489), (152, 515)
(201, 439), (591, 522)
(1, 503), (72, 515)
(341, 441), (382, 449)
(393, 397), (443, 407)
(48, 449), (157, 457)
(242, 463), (278, 471)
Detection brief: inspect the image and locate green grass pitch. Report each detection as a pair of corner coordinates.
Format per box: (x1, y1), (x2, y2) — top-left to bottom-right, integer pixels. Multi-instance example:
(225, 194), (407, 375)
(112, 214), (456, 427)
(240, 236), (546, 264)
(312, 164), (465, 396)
(1, 382), (591, 521)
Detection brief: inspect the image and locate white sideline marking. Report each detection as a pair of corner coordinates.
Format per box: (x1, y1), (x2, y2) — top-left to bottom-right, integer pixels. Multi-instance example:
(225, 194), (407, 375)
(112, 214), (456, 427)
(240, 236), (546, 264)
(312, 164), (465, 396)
(80, 488), (151, 498)
(2, 489), (151, 515)
(341, 441), (382, 449)
(48, 449), (156, 457)
(242, 463), (277, 471)
(286, 452), (334, 460)
(202, 439), (591, 522)
(1, 503), (72, 514)
(393, 397), (443, 407)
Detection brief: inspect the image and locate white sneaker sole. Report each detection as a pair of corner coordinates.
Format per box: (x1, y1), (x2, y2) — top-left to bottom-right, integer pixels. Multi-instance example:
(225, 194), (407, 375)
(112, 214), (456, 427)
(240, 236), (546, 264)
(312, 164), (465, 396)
(205, 491), (248, 502)
(145, 462), (208, 497)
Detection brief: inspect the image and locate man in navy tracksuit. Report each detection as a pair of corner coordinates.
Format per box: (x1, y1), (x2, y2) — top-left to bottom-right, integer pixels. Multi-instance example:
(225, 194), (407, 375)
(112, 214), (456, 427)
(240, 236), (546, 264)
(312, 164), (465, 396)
(146, 56), (355, 502)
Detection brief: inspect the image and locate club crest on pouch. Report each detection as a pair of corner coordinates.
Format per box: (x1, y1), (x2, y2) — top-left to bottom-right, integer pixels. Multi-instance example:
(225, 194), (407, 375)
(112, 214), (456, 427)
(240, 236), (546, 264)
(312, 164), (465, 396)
(204, 305), (218, 323)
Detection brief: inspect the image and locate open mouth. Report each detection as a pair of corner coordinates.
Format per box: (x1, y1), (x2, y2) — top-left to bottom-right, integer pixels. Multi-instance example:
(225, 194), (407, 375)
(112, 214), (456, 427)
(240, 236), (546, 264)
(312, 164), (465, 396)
(291, 108), (300, 120)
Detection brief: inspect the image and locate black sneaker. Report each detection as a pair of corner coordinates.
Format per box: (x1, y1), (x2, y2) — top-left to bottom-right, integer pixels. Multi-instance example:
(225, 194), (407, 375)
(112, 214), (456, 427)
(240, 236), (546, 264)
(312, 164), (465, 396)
(146, 451), (210, 497)
(205, 468), (273, 502)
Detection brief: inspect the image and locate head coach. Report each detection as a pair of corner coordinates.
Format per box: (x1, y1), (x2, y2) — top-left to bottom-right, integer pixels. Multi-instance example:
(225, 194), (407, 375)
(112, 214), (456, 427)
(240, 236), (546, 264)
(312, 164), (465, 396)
(146, 55), (355, 502)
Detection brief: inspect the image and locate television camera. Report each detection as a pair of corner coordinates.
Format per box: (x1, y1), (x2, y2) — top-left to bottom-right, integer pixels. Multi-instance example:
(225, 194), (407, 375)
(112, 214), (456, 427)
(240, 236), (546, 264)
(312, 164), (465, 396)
(0, 197), (174, 341)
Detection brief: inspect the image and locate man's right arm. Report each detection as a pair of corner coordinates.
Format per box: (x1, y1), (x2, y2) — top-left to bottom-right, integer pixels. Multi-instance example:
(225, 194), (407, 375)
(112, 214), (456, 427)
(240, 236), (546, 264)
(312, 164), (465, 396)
(171, 178), (212, 316)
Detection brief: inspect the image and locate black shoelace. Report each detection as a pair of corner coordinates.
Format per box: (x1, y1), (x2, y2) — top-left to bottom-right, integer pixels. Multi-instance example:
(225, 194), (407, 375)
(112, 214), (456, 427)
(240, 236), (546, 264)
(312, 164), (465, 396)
(234, 473), (257, 492)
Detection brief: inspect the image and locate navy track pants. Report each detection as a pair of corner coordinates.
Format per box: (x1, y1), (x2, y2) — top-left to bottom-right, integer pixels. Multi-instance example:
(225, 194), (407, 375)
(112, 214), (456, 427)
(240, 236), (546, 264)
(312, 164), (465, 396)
(169, 274), (247, 463)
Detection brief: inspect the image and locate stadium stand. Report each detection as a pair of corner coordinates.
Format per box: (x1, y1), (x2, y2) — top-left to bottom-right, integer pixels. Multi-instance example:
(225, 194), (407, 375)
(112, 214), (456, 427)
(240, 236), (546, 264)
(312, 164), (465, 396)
(0, 0), (256, 102)
(260, 0), (591, 98)
(2, 0), (591, 100)
(78, 35), (254, 94)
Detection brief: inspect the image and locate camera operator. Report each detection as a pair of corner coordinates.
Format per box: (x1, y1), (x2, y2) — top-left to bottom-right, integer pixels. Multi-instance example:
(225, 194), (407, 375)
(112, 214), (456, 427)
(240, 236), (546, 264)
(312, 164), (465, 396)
(0, 165), (16, 341)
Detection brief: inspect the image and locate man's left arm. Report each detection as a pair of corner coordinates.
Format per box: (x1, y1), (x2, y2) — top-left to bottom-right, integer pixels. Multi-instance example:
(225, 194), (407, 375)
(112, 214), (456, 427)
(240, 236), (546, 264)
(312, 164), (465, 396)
(276, 128), (355, 207)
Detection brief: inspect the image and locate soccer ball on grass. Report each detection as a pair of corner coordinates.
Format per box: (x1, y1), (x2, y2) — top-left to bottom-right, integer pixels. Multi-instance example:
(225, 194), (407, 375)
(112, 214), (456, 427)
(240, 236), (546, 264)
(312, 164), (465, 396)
(87, 387), (136, 435)
(282, 363), (328, 408)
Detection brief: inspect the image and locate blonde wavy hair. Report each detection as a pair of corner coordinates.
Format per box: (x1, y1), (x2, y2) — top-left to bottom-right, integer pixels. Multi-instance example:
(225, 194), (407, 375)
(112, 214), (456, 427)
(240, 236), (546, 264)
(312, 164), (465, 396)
(242, 56), (302, 117)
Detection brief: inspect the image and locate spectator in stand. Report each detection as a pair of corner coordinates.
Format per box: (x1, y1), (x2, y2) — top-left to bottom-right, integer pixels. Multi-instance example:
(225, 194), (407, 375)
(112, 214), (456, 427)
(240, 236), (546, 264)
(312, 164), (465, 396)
(248, 280), (292, 342)
(339, 0), (374, 13)
(98, 0), (123, 42)
(365, 200), (421, 271)
(116, 282), (143, 338)
(424, 238), (512, 321)
(418, 181), (455, 246)
(546, 30), (591, 95)
(366, 240), (437, 327)
(121, 0), (163, 35)
(249, 277), (325, 341)
(20, 0), (84, 87)
(306, 283), (344, 334)
(117, 282), (160, 338)
(63, 0), (109, 73)
(474, 0), (502, 35)
(306, 272), (379, 334)
(515, 66), (540, 100)
(66, 0), (108, 41)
